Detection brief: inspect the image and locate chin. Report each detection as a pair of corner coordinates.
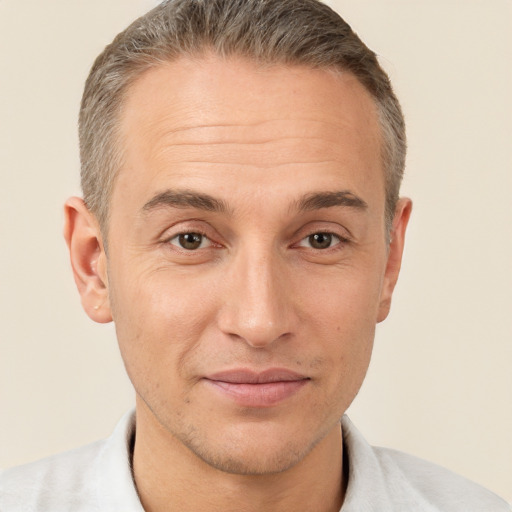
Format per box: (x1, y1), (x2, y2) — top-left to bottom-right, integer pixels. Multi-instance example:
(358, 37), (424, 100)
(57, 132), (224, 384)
(186, 437), (309, 476)
(175, 418), (331, 476)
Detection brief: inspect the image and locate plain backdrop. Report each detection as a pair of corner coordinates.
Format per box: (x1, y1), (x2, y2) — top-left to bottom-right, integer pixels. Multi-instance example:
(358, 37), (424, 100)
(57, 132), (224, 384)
(0, 0), (511, 503)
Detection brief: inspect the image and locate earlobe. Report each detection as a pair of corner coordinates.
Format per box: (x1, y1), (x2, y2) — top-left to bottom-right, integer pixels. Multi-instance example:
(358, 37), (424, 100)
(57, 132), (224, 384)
(63, 197), (112, 323)
(377, 198), (413, 323)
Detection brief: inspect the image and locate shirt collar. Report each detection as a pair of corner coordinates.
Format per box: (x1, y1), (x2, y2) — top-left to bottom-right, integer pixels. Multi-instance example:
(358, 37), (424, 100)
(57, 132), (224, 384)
(341, 415), (437, 512)
(94, 410), (144, 511)
(93, 411), (433, 511)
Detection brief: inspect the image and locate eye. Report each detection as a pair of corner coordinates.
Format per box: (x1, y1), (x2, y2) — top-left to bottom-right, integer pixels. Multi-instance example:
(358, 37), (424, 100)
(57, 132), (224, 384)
(299, 232), (342, 250)
(169, 232), (212, 250)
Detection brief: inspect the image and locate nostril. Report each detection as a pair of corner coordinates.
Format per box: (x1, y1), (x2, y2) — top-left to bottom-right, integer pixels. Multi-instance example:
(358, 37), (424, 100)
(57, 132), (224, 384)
(216, 256), (293, 347)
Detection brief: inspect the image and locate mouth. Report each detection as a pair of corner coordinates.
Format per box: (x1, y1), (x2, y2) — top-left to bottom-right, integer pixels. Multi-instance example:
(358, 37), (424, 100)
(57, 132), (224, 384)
(203, 368), (310, 408)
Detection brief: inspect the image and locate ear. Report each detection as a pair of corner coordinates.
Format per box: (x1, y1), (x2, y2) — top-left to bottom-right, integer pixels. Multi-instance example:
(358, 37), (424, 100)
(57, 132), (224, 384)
(377, 197), (413, 323)
(63, 197), (112, 323)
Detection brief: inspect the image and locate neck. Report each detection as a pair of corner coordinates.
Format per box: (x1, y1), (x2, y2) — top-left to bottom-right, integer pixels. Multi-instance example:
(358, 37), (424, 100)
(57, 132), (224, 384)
(132, 401), (346, 512)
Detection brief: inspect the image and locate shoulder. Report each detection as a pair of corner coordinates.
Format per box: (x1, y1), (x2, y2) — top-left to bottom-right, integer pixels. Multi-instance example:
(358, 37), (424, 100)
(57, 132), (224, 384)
(341, 416), (511, 512)
(0, 440), (105, 512)
(0, 411), (141, 512)
(374, 446), (511, 511)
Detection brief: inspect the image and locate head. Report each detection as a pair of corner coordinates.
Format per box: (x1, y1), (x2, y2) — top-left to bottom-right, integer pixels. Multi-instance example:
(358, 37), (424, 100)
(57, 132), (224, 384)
(66, 0), (411, 478)
(79, 0), (406, 238)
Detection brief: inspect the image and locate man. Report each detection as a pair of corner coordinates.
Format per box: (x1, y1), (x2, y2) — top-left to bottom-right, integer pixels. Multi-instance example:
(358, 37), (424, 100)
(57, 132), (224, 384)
(0, 0), (509, 510)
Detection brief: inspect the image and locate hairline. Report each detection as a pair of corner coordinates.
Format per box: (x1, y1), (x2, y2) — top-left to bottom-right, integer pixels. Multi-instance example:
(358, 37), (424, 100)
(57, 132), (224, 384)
(95, 54), (398, 245)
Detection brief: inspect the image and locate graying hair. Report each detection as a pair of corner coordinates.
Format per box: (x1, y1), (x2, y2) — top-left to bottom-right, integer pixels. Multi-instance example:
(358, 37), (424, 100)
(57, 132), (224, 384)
(79, 0), (406, 235)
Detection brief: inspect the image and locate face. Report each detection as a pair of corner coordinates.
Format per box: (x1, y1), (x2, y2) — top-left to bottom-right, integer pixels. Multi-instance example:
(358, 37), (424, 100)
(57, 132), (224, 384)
(67, 56), (410, 476)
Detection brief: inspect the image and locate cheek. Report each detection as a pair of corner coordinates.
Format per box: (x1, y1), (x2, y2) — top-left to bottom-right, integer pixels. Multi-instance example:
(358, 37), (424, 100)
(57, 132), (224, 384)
(298, 261), (384, 332)
(108, 264), (219, 390)
(296, 265), (381, 388)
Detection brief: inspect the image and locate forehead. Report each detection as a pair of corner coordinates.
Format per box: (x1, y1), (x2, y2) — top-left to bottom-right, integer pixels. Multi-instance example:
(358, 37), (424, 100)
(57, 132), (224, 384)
(114, 55), (383, 213)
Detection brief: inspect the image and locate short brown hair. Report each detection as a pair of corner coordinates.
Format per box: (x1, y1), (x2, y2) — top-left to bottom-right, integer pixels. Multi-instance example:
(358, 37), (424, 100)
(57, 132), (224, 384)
(79, 0), (406, 234)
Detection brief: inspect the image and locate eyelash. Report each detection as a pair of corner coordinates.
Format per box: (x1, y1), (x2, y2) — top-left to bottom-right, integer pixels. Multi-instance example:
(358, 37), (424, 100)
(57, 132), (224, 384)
(166, 230), (216, 251)
(296, 232), (347, 251)
(163, 229), (349, 252)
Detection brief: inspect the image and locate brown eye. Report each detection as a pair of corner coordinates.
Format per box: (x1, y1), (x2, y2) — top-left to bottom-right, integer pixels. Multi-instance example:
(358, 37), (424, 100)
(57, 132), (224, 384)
(173, 233), (206, 250)
(308, 233), (333, 249)
(298, 232), (345, 250)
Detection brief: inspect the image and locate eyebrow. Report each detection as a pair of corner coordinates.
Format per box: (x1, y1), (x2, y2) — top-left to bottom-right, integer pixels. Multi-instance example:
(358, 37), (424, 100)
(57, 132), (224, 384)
(296, 191), (368, 212)
(142, 189), (229, 214)
(141, 188), (367, 216)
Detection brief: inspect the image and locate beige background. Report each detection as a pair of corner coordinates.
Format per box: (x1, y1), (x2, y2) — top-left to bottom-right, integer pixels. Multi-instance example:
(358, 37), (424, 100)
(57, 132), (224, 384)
(1, 0), (511, 502)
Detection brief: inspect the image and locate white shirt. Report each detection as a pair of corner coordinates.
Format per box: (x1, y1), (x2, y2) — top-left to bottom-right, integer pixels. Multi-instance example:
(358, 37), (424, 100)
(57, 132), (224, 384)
(1, 411), (510, 511)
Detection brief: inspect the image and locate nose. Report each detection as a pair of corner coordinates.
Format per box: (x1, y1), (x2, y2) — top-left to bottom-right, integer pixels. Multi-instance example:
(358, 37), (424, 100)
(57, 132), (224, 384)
(217, 243), (294, 348)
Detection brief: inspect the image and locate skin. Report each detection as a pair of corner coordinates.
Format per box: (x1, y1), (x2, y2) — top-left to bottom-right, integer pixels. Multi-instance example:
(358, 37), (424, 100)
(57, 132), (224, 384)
(64, 55), (411, 512)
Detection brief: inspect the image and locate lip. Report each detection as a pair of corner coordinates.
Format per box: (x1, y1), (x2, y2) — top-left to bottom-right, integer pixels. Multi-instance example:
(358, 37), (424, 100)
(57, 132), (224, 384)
(203, 368), (310, 407)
